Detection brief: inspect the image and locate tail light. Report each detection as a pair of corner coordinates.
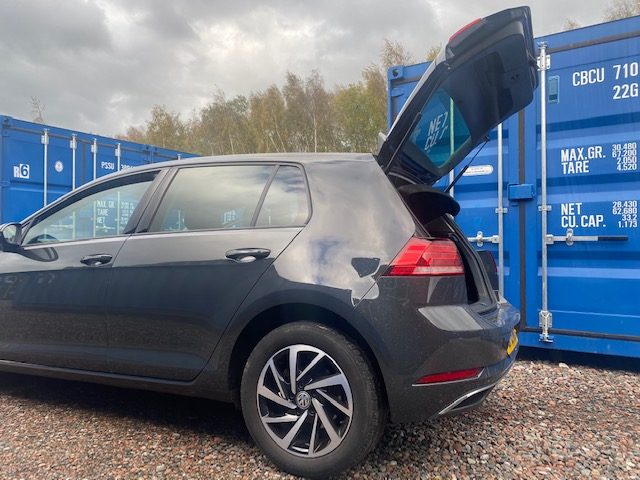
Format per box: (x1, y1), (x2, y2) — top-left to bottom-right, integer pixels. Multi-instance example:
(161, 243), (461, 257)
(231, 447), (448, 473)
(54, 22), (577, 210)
(448, 17), (483, 44)
(385, 237), (464, 277)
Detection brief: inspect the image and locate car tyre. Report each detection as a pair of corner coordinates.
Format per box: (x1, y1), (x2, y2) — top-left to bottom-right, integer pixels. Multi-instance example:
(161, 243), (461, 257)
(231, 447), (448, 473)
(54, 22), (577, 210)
(240, 321), (386, 479)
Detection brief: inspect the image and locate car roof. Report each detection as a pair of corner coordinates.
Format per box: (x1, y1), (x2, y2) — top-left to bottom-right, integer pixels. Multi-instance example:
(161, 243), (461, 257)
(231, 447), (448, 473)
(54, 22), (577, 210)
(123, 152), (376, 175)
(20, 152), (377, 225)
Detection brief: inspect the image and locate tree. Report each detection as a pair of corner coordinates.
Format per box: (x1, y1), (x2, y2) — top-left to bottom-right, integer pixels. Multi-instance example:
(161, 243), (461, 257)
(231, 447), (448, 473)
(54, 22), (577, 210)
(192, 91), (253, 155)
(563, 19), (581, 30)
(425, 44), (441, 61)
(281, 70), (337, 152)
(283, 72), (313, 151)
(380, 38), (414, 71)
(604, 0), (640, 20)
(249, 85), (289, 153)
(333, 65), (387, 153)
(118, 125), (146, 143)
(144, 105), (188, 150)
(121, 38), (414, 155)
(31, 97), (45, 124)
(305, 70), (337, 152)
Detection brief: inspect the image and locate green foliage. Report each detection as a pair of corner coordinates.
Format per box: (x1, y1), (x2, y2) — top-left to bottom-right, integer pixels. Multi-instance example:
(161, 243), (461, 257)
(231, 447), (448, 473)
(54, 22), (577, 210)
(121, 40), (413, 154)
(144, 105), (189, 150)
(425, 44), (441, 61)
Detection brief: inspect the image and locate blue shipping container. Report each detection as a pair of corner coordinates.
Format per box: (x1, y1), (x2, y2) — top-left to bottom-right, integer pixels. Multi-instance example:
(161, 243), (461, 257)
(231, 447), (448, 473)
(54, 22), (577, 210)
(388, 16), (640, 358)
(0, 115), (195, 223)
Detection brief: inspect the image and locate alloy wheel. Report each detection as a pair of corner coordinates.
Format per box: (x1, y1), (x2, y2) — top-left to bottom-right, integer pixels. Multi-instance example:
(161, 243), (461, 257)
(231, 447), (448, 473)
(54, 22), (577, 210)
(256, 344), (354, 458)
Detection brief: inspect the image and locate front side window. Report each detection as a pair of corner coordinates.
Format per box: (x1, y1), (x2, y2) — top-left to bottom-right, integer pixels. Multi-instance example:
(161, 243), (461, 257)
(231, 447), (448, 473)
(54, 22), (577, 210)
(23, 174), (155, 245)
(150, 165), (274, 232)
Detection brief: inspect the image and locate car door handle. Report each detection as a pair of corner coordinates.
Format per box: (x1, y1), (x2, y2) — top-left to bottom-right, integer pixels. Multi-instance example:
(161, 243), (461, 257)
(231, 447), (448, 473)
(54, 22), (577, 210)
(80, 254), (113, 266)
(225, 248), (271, 263)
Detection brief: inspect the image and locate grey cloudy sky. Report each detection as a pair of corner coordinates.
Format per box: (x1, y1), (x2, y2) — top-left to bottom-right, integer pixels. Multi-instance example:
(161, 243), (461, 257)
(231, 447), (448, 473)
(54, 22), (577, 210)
(1, 0), (607, 136)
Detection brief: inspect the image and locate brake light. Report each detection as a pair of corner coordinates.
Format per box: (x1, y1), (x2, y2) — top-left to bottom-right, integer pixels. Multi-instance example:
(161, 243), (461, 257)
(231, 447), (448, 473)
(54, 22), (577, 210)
(415, 367), (483, 385)
(385, 237), (464, 277)
(448, 17), (482, 43)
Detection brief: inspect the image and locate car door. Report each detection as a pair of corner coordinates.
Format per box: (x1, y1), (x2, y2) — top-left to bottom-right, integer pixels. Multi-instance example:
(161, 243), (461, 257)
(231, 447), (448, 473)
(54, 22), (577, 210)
(104, 163), (310, 381)
(377, 6), (537, 187)
(0, 170), (160, 371)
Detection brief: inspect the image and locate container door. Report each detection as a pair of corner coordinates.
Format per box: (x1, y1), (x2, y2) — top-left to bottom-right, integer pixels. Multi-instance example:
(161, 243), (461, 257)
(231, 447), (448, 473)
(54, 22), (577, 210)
(527, 32), (640, 351)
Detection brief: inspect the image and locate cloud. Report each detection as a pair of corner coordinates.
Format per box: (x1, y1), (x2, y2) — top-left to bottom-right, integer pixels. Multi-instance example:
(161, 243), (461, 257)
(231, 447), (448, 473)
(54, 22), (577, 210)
(0, 0), (606, 136)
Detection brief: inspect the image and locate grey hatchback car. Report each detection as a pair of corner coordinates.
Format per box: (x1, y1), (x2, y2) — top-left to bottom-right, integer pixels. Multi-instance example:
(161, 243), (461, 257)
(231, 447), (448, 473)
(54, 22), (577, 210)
(0, 7), (537, 478)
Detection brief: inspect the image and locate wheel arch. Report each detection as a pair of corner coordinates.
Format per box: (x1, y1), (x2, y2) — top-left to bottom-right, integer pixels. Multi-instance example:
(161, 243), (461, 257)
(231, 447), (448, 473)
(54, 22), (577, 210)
(227, 302), (388, 409)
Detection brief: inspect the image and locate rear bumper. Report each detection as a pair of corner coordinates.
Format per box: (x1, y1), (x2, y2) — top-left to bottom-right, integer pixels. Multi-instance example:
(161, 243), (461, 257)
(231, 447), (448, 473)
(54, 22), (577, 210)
(419, 345), (517, 419)
(355, 280), (520, 423)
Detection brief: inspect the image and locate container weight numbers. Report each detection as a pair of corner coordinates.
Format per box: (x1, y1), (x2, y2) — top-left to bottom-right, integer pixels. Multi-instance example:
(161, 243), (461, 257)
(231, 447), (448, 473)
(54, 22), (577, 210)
(613, 142), (637, 171)
(612, 200), (638, 229)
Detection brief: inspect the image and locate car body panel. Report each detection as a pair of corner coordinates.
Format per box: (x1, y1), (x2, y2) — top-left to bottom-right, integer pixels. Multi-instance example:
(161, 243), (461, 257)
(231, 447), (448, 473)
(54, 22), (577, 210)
(377, 6), (537, 186)
(0, 237), (124, 371)
(0, 2), (537, 428)
(105, 227), (302, 381)
(0, 151), (523, 425)
(356, 282), (520, 422)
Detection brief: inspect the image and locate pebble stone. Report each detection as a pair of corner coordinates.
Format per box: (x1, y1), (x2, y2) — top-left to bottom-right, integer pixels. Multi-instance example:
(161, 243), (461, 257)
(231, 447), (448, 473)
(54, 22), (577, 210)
(0, 358), (638, 479)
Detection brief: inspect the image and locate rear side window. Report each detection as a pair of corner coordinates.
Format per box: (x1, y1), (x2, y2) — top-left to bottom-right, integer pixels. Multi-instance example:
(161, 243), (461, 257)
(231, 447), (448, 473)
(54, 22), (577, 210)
(256, 166), (309, 227)
(150, 165), (273, 232)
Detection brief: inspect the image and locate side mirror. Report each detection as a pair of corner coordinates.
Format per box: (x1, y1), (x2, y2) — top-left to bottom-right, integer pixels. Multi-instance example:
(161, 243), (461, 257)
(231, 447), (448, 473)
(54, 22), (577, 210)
(0, 223), (22, 252)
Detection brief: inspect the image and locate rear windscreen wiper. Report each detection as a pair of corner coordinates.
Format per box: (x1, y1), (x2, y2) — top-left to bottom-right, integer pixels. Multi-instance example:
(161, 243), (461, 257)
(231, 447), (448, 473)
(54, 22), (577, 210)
(445, 137), (489, 193)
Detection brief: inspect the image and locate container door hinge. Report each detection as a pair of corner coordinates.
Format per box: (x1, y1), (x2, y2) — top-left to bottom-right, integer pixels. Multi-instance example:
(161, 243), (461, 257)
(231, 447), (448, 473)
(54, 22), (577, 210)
(537, 53), (550, 71)
(539, 310), (553, 343)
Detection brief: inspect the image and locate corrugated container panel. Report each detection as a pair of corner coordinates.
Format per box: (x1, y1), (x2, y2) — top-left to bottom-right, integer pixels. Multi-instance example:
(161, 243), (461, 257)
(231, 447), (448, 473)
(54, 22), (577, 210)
(0, 115), (196, 223)
(387, 16), (640, 357)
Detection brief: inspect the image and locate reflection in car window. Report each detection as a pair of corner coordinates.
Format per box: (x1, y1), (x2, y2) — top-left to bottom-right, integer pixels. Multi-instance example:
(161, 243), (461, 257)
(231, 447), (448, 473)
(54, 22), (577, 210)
(151, 165), (274, 232)
(23, 176), (155, 245)
(256, 166), (309, 227)
(408, 88), (471, 167)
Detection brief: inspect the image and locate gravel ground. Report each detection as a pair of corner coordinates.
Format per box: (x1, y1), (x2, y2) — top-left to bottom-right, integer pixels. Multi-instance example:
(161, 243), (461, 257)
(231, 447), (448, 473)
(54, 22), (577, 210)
(0, 356), (638, 479)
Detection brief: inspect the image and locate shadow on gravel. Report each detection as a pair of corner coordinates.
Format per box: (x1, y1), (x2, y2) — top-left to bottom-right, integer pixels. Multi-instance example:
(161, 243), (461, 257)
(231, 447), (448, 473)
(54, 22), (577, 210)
(518, 346), (640, 373)
(0, 372), (250, 440)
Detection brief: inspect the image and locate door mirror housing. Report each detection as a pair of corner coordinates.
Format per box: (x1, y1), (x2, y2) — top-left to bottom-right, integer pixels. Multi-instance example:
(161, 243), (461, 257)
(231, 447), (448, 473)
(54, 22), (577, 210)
(0, 223), (22, 252)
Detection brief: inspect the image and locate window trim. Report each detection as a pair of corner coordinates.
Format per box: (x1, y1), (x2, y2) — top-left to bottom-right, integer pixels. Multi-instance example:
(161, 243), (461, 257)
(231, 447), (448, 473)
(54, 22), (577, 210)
(137, 161), (312, 236)
(20, 169), (165, 247)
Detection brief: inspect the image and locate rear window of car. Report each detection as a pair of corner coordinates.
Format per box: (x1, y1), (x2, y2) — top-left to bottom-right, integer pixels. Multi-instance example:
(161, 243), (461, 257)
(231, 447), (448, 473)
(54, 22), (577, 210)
(149, 164), (309, 233)
(407, 88), (471, 168)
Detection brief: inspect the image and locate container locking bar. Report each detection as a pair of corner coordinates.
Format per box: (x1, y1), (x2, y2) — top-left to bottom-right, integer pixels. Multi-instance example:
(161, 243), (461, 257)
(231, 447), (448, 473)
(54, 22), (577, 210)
(538, 43), (552, 344)
(545, 229), (629, 246)
(468, 231), (500, 247)
(70, 134), (77, 190)
(41, 129), (49, 207)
